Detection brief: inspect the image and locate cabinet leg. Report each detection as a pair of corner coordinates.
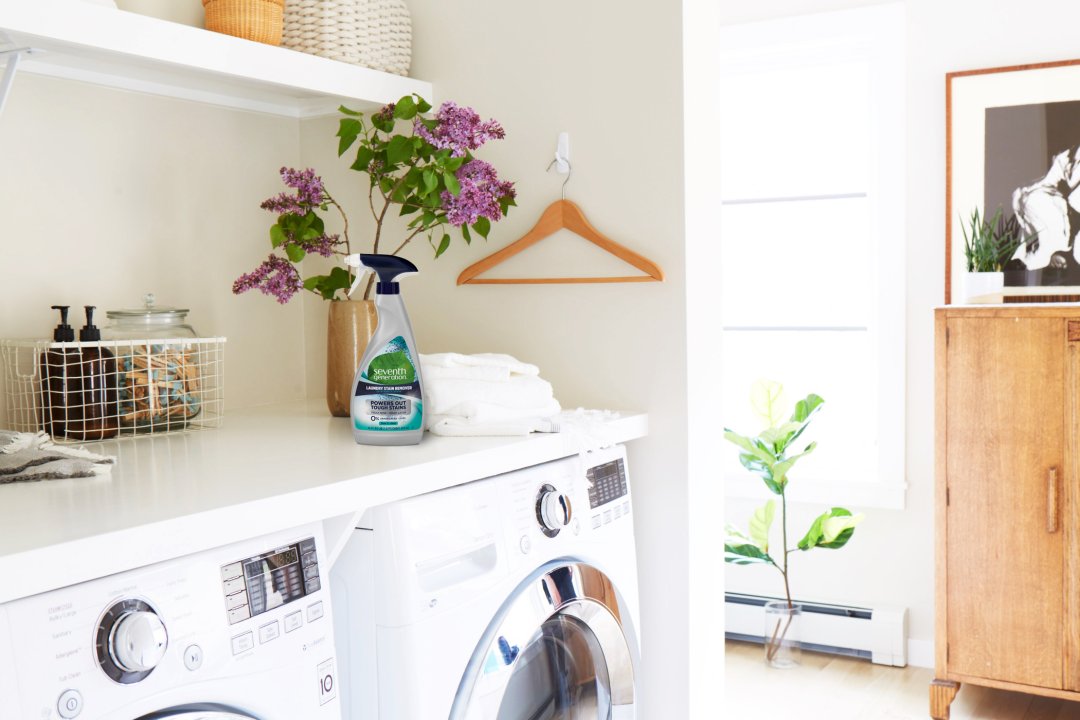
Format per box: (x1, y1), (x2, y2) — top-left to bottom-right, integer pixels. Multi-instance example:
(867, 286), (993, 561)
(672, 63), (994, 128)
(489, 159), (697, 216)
(930, 678), (960, 719)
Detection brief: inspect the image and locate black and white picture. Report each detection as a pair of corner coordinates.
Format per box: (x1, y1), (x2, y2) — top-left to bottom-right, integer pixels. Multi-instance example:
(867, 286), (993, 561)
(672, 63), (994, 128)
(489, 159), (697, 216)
(985, 100), (1080, 287)
(947, 59), (1080, 302)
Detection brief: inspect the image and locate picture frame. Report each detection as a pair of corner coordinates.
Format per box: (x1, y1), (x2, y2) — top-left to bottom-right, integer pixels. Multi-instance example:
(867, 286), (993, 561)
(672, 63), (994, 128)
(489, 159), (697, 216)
(946, 59), (1080, 303)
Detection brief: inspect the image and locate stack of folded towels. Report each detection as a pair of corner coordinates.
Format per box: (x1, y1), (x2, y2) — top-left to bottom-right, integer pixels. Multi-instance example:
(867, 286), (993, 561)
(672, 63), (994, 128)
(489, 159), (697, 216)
(421, 353), (561, 437)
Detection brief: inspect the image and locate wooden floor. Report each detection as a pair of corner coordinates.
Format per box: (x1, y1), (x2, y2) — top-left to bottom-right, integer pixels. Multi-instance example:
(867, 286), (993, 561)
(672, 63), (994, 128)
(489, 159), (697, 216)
(725, 640), (1080, 719)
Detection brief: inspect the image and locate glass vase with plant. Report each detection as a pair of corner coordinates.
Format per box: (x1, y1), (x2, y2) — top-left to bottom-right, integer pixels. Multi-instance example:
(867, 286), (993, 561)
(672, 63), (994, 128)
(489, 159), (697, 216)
(232, 94), (516, 305)
(724, 381), (865, 667)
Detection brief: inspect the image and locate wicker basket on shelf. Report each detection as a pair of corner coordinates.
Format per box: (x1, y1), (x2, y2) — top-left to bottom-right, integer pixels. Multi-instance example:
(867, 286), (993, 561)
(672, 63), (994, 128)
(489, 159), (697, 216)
(203, 0), (285, 45)
(283, 0), (411, 75)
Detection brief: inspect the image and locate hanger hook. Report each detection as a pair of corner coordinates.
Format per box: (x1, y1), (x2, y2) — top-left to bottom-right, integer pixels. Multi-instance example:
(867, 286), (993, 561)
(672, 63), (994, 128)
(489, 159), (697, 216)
(546, 158), (572, 200)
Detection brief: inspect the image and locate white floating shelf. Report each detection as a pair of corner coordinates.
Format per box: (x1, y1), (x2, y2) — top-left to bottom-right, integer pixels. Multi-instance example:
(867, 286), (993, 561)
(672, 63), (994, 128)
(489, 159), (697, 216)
(0, 0), (433, 117)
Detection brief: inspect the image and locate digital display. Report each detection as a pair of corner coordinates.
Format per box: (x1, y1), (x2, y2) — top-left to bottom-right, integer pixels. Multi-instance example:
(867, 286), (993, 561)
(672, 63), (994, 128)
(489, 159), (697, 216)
(244, 545), (305, 616)
(221, 537), (320, 624)
(587, 459), (628, 509)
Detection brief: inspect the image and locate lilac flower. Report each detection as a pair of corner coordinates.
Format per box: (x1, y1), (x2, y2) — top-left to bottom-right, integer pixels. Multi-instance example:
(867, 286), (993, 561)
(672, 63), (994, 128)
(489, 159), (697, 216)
(260, 167), (326, 214)
(441, 160), (517, 227)
(232, 255), (303, 304)
(305, 233), (343, 258)
(414, 102), (506, 157)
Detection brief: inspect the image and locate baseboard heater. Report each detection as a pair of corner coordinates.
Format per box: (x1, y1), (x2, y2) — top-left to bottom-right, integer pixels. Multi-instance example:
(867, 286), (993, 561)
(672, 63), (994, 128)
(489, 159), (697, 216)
(725, 593), (908, 667)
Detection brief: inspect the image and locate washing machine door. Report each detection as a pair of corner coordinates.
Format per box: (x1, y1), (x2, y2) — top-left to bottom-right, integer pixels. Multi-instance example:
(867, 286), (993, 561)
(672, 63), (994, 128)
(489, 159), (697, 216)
(451, 562), (637, 720)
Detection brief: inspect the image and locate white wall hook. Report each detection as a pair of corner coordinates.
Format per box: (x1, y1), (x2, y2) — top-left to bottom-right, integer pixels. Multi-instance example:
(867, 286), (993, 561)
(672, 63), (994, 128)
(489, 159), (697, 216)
(553, 131), (570, 175)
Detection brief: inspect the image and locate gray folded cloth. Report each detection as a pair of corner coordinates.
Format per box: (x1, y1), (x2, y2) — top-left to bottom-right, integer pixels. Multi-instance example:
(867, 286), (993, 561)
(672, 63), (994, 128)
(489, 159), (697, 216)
(0, 430), (114, 484)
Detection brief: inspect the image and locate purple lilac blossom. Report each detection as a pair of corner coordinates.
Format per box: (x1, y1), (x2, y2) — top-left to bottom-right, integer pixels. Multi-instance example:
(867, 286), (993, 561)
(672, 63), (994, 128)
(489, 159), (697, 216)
(305, 233), (343, 258)
(260, 167), (326, 214)
(232, 255), (303, 304)
(414, 102), (506, 157)
(441, 160), (516, 227)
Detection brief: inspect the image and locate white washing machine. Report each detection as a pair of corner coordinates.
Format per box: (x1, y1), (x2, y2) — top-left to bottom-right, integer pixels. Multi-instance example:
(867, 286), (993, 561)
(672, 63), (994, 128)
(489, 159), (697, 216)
(0, 522), (341, 720)
(332, 444), (640, 719)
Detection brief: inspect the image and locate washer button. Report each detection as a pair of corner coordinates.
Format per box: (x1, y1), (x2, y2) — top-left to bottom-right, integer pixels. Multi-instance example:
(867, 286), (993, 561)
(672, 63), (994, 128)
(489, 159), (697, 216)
(57, 689), (82, 719)
(519, 535), (531, 554)
(318, 658), (337, 706)
(231, 632), (254, 655)
(183, 644), (203, 671)
(307, 601), (325, 622)
(259, 620), (280, 644)
(284, 611), (303, 633)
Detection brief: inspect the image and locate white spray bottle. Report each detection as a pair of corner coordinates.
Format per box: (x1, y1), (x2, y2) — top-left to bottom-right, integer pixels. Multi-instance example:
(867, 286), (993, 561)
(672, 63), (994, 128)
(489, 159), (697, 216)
(344, 253), (425, 445)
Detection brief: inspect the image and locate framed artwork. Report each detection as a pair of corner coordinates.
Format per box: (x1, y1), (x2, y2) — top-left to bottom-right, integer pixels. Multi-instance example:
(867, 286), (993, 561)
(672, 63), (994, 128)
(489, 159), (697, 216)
(947, 59), (1080, 303)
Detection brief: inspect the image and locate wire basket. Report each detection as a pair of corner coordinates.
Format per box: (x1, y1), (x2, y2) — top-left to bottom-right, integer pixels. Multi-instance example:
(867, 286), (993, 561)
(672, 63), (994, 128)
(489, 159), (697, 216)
(1, 337), (226, 443)
(282, 0), (411, 75)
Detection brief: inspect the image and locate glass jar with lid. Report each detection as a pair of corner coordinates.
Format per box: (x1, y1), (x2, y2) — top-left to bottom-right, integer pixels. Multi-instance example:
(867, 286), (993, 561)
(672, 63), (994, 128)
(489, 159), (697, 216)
(103, 294), (202, 431)
(103, 293), (198, 339)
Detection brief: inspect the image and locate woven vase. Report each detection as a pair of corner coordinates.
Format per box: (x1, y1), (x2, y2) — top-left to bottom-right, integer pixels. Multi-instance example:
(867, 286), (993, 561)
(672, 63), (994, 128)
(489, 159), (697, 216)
(203, 0), (285, 45)
(283, 0), (411, 75)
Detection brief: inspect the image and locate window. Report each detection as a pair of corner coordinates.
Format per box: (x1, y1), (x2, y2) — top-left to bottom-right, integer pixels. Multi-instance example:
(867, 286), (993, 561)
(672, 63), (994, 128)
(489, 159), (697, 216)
(718, 4), (906, 509)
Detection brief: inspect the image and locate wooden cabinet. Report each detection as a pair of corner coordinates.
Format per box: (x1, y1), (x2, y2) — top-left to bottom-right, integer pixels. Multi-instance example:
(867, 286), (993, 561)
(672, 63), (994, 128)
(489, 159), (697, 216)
(934, 307), (1080, 718)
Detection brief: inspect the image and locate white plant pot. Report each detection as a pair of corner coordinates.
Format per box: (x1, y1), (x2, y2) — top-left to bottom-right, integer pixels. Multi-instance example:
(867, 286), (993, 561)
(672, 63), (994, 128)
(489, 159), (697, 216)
(963, 271), (1004, 304)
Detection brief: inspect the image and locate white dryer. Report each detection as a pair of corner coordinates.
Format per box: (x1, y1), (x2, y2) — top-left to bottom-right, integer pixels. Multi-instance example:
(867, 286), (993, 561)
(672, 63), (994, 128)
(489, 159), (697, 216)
(0, 522), (341, 720)
(332, 444), (640, 719)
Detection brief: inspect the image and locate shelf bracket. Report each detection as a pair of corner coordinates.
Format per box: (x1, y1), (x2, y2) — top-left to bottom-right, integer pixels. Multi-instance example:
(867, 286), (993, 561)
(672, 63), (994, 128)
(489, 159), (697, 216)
(0, 48), (39, 118)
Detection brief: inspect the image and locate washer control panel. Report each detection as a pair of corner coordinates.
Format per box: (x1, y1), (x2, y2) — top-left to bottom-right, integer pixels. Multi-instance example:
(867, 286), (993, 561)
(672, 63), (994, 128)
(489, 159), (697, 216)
(0, 523), (340, 720)
(221, 536), (321, 625)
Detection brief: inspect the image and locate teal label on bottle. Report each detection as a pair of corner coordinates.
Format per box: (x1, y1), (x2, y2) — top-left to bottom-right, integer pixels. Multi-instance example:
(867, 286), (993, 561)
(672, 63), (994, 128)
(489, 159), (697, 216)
(353, 336), (423, 432)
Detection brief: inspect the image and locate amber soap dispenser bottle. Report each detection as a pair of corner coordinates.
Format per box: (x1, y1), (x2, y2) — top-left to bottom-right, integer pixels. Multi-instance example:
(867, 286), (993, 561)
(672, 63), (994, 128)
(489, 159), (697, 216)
(39, 305), (77, 437)
(64, 306), (119, 441)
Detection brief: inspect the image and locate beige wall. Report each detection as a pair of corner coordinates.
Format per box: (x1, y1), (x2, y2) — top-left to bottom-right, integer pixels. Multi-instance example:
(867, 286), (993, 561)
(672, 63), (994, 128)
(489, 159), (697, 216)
(719, 0), (1080, 666)
(299, 1), (689, 714)
(0, 74), (307, 422)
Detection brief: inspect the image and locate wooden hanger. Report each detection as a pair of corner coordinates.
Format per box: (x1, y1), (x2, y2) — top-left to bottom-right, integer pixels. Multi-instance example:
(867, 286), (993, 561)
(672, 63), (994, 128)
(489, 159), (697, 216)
(456, 199), (665, 285)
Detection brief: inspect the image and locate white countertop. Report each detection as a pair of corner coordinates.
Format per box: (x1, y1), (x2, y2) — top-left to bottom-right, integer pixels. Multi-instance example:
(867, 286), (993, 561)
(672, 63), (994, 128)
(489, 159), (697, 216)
(0, 400), (647, 604)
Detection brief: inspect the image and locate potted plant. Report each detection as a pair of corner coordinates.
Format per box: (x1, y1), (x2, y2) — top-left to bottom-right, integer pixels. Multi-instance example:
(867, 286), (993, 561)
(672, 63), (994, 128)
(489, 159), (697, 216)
(724, 381), (864, 668)
(233, 94), (516, 416)
(960, 206), (1025, 304)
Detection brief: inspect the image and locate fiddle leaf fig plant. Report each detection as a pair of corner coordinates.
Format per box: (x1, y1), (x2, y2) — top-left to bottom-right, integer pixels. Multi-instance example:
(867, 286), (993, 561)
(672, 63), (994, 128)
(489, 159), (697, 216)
(724, 381), (865, 661)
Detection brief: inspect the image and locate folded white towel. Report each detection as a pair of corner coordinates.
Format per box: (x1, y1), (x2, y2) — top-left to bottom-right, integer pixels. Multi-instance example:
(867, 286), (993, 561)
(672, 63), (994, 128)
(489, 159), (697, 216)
(425, 375), (557, 416)
(423, 364), (511, 383)
(421, 353), (540, 378)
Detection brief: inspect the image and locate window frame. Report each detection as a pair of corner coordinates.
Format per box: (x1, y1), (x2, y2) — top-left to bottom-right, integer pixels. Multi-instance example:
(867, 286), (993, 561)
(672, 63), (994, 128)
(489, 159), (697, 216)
(718, 3), (907, 510)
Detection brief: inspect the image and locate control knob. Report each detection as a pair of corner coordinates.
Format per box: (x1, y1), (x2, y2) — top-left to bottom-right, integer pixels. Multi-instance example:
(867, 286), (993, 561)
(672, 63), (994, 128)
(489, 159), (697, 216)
(536, 483), (572, 537)
(96, 599), (168, 683)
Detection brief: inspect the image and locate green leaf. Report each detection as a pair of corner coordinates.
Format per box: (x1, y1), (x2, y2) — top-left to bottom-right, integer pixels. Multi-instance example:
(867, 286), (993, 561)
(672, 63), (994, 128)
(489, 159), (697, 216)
(725, 542), (774, 565)
(724, 430), (775, 464)
(444, 156), (466, 172)
(285, 244), (306, 262)
(393, 95), (417, 120)
(337, 118), (362, 156)
(749, 500), (775, 553)
(338, 105), (362, 116)
(351, 146), (375, 172)
(791, 394), (825, 423)
(422, 169), (438, 195)
(750, 380), (785, 427)
(270, 224), (287, 248)
(435, 233), (451, 258)
(444, 171), (461, 196)
(415, 96), (432, 113)
(461, 224), (472, 244)
(387, 135), (414, 165)
(472, 216), (491, 239)
(303, 276), (320, 290)
(400, 203), (421, 216)
(798, 508), (864, 551)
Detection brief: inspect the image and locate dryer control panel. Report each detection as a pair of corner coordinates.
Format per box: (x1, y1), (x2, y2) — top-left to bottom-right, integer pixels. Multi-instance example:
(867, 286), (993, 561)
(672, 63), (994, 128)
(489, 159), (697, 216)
(0, 523), (341, 720)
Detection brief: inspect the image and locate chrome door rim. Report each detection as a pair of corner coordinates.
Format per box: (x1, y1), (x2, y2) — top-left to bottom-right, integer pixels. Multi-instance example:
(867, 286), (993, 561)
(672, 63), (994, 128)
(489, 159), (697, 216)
(450, 560), (638, 720)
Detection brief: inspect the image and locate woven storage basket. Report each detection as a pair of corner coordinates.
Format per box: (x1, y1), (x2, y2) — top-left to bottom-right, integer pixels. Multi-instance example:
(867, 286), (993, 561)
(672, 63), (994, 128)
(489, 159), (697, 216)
(204, 0), (285, 45)
(283, 0), (411, 75)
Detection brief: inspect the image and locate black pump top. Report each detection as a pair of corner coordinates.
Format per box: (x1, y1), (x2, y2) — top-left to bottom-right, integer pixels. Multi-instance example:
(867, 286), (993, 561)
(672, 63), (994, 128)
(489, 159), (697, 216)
(79, 305), (102, 341)
(50, 305), (75, 342)
(361, 253), (418, 295)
